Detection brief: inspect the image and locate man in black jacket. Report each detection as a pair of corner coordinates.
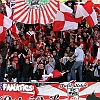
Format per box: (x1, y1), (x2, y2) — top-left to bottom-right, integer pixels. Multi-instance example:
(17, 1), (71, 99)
(84, 65), (98, 82)
(0, 54), (6, 82)
(8, 61), (18, 82)
(21, 57), (33, 82)
(55, 57), (65, 82)
(65, 57), (74, 82)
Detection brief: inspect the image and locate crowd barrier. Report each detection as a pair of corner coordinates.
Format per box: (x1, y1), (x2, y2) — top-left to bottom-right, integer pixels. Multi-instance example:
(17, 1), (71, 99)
(0, 81), (100, 100)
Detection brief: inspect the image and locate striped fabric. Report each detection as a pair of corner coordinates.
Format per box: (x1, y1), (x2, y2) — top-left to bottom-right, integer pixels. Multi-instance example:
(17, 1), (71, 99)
(13, 0), (58, 24)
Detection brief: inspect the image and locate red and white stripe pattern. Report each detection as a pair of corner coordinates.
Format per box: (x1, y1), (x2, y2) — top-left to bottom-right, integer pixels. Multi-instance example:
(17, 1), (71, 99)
(0, 14), (12, 42)
(94, 4), (100, 14)
(0, 14), (12, 33)
(13, 0), (58, 24)
(37, 82), (100, 100)
(75, 1), (98, 27)
(11, 22), (20, 39)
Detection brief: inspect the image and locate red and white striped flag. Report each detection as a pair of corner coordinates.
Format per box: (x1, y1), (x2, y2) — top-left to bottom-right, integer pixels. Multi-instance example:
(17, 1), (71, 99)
(0, 14), (12, 42)
(0, 29), (6, 42)
(5, 4), (20, 40)
(75, 1), (98, 27)
(11, 23), (20, 39)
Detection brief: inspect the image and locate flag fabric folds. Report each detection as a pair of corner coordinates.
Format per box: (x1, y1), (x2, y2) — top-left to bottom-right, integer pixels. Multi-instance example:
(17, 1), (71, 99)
(51, 69), (63, 78)
(11, 23), (20, 39)
(5, 4), (12, 19)
(75, 1), (98, 27)
(53, 11), (82, 31)
(0, 30), (6, 42)
(0, 14), (12, 42)
(13, 0), (58, 24)
(94, 4), (100, 14)
(53, 2), (82, 31)
(41, 70), (65, 81)
(0, 14), (12, 33)
(58, 2), (73, 13)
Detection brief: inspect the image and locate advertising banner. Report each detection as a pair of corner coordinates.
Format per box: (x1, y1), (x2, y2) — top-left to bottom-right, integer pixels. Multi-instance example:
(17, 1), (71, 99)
(0, 83), (38, 100)
(0, 82), (100, 100)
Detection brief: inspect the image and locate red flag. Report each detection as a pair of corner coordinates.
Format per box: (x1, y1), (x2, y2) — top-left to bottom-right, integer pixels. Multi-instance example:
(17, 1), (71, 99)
(53, 2), (82, 31)
(0, 14), (12, 32)
(94, 4), (100, 14)
(33, 84), (39, 98)
(53, 11), (82, 31)
(58, 2), (73, 13)
(0, 14), (12, 42)
(11, 23), (20, 39)
(0, 28), (6, 42)
(41, 70), (64, 81)
(5, 4), (13, 19)
(75, 1), (98, 27)
(51, 70), (63, 78)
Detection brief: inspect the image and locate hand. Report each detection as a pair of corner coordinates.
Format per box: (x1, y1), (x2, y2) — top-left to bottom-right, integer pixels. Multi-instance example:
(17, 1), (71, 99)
(66, 70), (69, 72)
(6, 53), (9, 59)
(18, 54), (21, 58)
(11, 54), (14, 58)
(5, 74), (8, 77)
(29, 77), (31, 80)
(51, 54), (53, 58)
(75, 70), (77, 73)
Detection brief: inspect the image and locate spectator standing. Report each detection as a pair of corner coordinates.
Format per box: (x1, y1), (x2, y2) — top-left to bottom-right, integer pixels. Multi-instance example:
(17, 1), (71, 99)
(34, 63), (45, 80)
(84, 65), (97, 82)
(46, 38), (55, 53)
(71, 43), (85, 81)
(62, 51), (69, 65)
(65, 57), (75, 82)
(7, 60), (18, 82)
(21, 57), (33, 82)
(84, 50), (94, 64)
(0, 55), (5, 82)
(33, 57), (41, 77)
(52, 50), (59, 64)
(45, 56), (55, 75)
(55, 57), (65, 82)
(26, 26), (35, 40)
(55, 57), (65, 73)
(94, 59), (100, 81)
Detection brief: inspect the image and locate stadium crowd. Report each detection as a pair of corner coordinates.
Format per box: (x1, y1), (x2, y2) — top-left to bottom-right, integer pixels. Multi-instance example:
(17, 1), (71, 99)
(0, 0), (100, 83)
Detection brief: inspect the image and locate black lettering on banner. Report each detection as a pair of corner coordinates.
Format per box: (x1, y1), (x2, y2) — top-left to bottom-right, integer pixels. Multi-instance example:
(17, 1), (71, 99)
(0, 96), (3, 100)
(18, 97), (22, 100)
(31, 0), (39, 6)
(2, 96), (12, 100)
(50, 94), (59, 100)
(29, 96), (44, 100)
(54, 94), (59, 100)
(68, 88), (79, 96)
(50, 96), (53, 100)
